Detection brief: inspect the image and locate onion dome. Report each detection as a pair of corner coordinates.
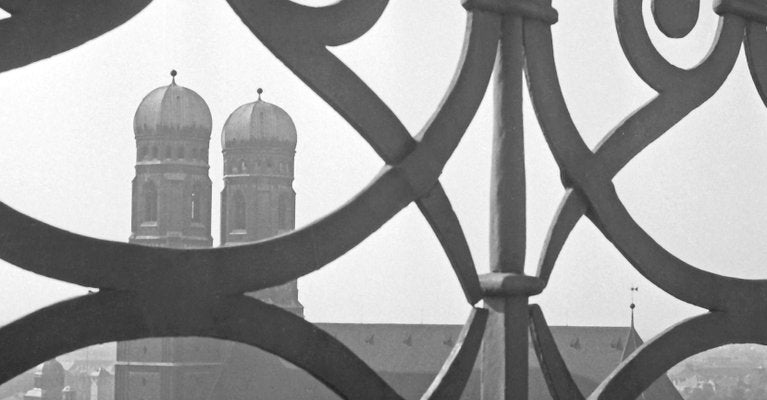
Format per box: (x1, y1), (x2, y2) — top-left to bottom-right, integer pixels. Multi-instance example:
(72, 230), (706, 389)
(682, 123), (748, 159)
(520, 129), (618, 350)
(134, 70), (212, 138)
(222, 88), (297, 149)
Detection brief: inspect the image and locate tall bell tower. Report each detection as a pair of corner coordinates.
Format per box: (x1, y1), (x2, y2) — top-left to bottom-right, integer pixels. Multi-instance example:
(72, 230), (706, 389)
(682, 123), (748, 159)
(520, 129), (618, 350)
(220, 88), (303, 316)
(128, 70), (213, 248)
(117, 71), (222, 400)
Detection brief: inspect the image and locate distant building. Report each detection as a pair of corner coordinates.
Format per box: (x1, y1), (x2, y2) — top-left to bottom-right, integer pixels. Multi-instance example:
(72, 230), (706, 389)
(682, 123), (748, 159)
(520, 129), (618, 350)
(23, 360), (64, 400)
(113, 72), (682, 400)
(209, 323), (681, 399)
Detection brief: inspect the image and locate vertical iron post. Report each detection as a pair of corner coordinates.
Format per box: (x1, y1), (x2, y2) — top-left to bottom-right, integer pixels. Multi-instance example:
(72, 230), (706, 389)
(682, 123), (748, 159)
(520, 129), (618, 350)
(482, 11), (528, 400)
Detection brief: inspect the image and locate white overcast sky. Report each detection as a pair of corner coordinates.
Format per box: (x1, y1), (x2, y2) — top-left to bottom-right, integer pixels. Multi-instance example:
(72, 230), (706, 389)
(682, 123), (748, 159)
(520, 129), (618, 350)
(0, 0), (765, 347)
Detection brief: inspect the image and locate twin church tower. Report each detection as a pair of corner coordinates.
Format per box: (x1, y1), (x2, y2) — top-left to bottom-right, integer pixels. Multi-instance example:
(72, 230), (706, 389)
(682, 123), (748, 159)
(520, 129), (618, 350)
(129, 70), (301, 314)
(118, 71), (302, 400)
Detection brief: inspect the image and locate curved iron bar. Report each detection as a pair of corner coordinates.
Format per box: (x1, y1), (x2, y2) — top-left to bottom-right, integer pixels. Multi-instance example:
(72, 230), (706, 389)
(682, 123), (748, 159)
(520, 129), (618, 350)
(1, 0), (766, 399)
(745, 21), (767, 106)
(536, 189), (587, 283)
(0, 291), (407, 399)
(525, 5), (761, 312)
(589, 9), (749, 311)
(227, 0), (409, 163)
(0, 0), (153, 73)
(0, 170), (419, 294)
(526, 1), (767, 398)
(651, 0), (700, 39)
(0, 2), (498, 305)
(0, 288), (490, 400)
(614, 0), (726, 92)
(417, 185), (484, 304)
(589, 311), (767, 399)
(529, 305), (585, 400)
(420, 308), (488, 400)
(0, 3), (500, 397)
(226, 0), (500, 303)
(603, 0), (744, 176)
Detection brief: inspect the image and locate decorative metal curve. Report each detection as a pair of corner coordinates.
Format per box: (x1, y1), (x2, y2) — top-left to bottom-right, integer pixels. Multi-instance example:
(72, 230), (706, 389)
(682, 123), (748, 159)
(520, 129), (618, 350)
(525, 1), (767, 397)
(421, 308), (488, 400)
(417, 185), (483, 304)
(651, 0), (700, 39)
(0, 292), (492, 400)
(1, 0), (767, 399)
(529, 305), (585, 400)
(589, 311), (767, 399)
(615, 0), (741, 92)
(536, 189), (587, 284)
(605, 4), (745, 174)
(227, 0), (410, 163)
(226, 0), (389, 48)
(0, 0), (153, 73)
(0, 2), (498, 399)
(745, 21), (767, 106)
(0, 2), (499, 303)
(525, 7), (761, 312)
(0, 292), (406, 400)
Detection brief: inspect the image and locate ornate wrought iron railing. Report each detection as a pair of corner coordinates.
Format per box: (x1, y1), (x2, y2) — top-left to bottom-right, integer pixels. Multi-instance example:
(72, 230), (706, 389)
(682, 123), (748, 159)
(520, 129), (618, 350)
(1, 0), (766, 399)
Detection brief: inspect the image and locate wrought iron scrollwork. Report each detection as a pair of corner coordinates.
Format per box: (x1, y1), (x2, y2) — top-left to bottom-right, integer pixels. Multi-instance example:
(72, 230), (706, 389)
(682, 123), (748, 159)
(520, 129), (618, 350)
(1, 0), (766, 399)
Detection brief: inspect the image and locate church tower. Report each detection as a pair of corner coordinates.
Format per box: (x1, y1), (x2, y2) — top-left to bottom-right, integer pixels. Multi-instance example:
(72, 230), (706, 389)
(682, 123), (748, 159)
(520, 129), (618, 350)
(129, 70), (213, 248)
(220, 88), (303, 316)
(117, 71), (222, 400)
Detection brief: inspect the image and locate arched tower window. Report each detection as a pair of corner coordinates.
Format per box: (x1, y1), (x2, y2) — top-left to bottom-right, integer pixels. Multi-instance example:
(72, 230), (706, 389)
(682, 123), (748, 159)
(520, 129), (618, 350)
(233, 191), (246, 231)
(138, 146), (148, 161)
(151, 146), (158, 159)
(278, 193), (289, 230)
(143, 181), (158, 222)
(177, 146), (185, 160)
(192, 148), (199, 161)
(191, 183), (202, 223)
(164, 146), (172, 159)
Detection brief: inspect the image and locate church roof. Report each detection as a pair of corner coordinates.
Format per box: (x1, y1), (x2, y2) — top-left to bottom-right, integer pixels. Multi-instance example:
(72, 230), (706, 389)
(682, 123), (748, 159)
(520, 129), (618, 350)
(541, 325), (631, 385)
(316, 323), (464, 374)
(214, 323), (682, 399)
(133, 70), (212, 138)
(315, 324), (635, 379)
(221, 89), (297, 149)
(319, 323), (681, 399)
(617, 324), (682, 400)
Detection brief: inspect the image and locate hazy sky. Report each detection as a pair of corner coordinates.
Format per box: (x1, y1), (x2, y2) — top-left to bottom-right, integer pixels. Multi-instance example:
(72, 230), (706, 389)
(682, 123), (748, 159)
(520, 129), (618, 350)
(0, 0), (765, 349)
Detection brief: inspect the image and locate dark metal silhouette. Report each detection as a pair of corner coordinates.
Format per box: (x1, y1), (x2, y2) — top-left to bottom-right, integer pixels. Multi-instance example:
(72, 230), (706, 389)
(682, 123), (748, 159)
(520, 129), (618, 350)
(1, 0), (766, 399)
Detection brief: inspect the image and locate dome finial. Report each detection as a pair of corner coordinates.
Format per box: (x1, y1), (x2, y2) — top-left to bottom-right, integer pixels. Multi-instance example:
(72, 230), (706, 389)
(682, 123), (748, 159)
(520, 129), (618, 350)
(170, 69), (177, 84)
(257, 88), (263, 100)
